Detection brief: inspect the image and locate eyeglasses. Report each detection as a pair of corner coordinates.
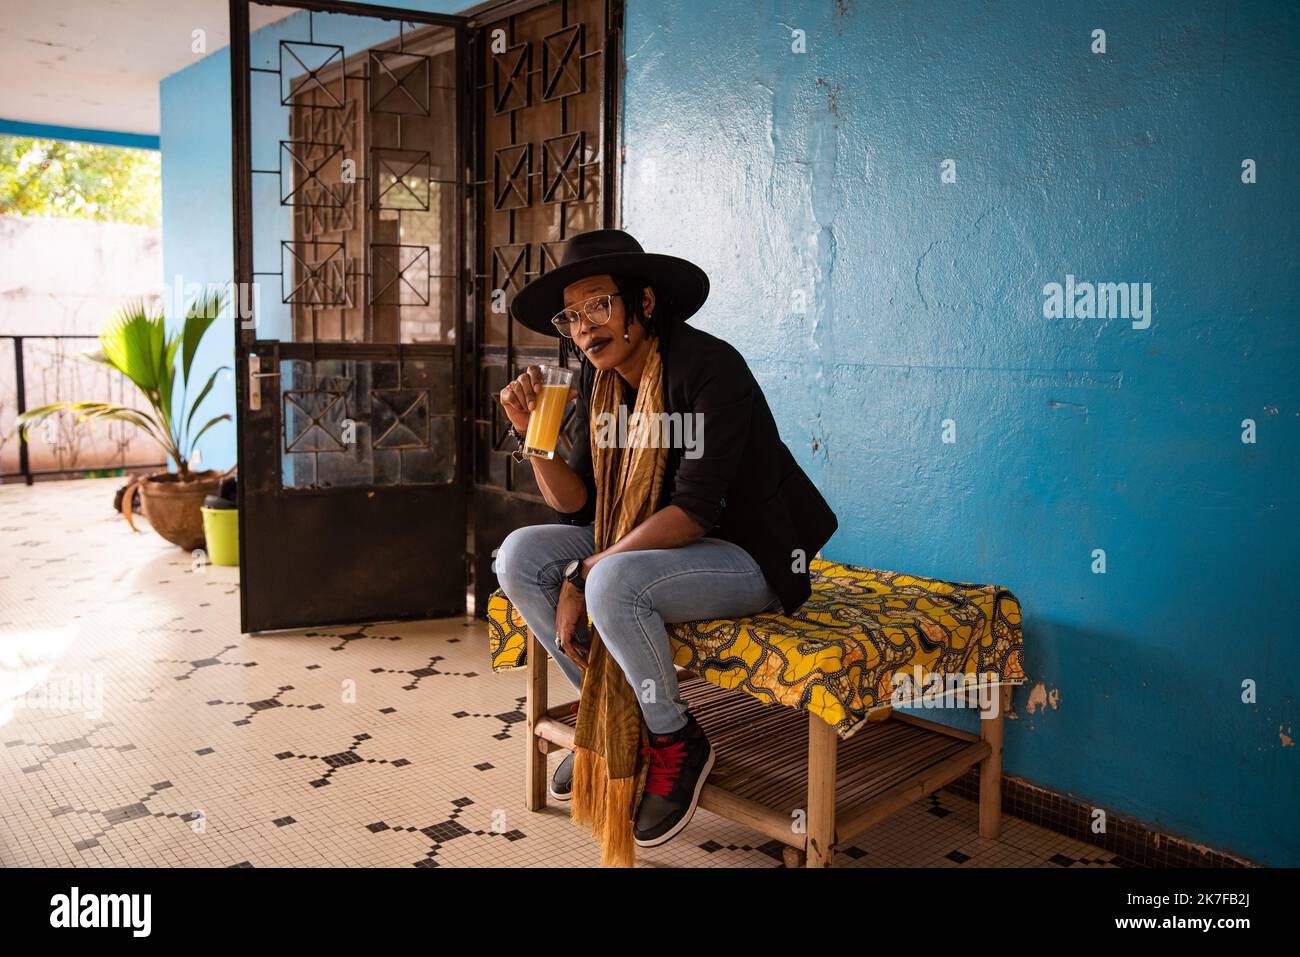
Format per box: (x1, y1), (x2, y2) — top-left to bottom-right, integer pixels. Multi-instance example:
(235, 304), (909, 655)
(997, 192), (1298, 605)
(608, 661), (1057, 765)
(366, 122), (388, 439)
(550, 293), (622, 338)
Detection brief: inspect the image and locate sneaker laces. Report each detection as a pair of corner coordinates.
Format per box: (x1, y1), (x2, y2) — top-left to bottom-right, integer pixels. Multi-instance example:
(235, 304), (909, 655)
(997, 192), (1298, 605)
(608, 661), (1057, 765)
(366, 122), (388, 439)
(640, 738), (687, 797)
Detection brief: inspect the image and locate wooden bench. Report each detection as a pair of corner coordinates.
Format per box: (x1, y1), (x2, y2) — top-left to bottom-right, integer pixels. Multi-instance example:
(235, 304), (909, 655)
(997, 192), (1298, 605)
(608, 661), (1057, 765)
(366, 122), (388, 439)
(487, 558), (1026, 867)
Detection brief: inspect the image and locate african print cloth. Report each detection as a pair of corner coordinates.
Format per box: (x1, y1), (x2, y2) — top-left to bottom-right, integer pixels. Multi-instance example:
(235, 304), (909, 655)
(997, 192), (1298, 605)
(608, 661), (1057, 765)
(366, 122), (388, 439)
(487, 558), (1027, 740)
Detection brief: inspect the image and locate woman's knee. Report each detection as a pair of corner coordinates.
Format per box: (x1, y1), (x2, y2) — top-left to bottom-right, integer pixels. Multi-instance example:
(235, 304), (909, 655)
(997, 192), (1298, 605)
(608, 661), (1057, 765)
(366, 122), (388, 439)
(584, 554), (644, 631)
(495, 524), (554, 596)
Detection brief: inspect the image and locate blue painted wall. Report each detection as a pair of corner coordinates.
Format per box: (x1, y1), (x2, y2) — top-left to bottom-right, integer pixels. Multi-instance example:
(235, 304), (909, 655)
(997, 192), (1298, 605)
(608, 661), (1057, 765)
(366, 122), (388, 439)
(617, 0), (1298, 865)
(161, 47), (237, 470)
(162, 0), (1299, 864)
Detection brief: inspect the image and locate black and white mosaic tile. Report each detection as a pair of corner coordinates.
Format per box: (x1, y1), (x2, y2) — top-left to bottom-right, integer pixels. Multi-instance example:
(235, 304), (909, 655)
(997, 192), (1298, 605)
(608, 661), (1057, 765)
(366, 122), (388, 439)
(0, 477), (1121, 868)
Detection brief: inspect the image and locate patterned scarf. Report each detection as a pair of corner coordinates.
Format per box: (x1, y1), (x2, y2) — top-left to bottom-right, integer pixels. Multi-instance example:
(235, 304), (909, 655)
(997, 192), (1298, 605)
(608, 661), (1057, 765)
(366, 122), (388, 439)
(569, 336), (668, 867)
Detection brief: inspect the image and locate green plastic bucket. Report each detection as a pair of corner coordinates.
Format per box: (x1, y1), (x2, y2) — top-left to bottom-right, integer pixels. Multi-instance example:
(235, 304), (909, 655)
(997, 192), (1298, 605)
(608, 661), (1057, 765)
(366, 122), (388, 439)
(201, 507), (239, 566)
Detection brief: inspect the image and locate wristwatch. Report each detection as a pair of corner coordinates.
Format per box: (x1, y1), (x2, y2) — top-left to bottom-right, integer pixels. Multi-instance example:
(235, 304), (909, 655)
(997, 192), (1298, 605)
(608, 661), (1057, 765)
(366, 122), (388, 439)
(563, 558), (587, 592)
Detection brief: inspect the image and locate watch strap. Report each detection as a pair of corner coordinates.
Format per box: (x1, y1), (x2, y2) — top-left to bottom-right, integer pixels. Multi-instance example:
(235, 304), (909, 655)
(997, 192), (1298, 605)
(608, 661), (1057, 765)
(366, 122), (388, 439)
(565, 558), (587, 591)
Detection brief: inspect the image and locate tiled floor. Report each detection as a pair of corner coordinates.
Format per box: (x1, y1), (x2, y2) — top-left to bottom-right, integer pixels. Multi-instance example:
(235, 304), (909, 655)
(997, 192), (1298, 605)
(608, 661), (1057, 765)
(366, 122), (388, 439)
(0, 477), (1122, 868)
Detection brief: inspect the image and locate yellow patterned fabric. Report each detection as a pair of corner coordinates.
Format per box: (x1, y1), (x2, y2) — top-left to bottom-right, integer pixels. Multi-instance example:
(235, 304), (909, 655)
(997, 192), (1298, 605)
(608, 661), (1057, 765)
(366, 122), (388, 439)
(487, 557), (1027, 740)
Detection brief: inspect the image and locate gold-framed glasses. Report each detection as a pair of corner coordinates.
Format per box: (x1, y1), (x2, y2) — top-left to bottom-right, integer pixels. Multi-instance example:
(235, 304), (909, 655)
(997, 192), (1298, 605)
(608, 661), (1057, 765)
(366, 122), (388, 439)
(550, 293), (622, 338)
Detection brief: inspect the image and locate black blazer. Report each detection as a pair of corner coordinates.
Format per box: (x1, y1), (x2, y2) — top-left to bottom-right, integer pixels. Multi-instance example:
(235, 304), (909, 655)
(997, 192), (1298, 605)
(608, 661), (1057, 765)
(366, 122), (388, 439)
(556, 323), (839, 614)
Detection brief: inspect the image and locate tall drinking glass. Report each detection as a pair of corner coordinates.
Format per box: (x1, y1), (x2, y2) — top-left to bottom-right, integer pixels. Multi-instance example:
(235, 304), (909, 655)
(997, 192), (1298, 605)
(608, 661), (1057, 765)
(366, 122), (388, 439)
(522, 365), (574, 460)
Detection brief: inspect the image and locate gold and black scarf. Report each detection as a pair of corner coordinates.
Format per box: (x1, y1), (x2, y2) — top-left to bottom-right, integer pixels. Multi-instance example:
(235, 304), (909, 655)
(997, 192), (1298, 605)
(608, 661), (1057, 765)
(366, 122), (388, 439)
(569, 337), (668, 867)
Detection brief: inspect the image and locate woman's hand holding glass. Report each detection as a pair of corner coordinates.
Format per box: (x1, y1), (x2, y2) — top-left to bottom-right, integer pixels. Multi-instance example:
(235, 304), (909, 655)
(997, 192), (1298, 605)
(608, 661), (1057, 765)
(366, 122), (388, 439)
(498, 365), (543, 433)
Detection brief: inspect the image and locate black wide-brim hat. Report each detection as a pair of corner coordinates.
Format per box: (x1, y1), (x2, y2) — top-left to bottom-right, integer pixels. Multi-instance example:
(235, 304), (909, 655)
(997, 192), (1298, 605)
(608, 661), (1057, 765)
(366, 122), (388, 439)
(509, 228), (710, 337)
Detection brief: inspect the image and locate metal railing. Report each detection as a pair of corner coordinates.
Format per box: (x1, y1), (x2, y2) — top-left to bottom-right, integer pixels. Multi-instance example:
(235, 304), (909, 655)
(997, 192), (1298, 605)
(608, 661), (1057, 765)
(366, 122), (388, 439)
(1, 334), (166, 485)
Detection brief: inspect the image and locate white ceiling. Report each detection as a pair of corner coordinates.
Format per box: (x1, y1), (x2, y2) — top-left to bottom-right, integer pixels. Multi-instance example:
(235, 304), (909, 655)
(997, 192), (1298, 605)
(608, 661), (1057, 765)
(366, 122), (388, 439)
(0, 0), (298, 137)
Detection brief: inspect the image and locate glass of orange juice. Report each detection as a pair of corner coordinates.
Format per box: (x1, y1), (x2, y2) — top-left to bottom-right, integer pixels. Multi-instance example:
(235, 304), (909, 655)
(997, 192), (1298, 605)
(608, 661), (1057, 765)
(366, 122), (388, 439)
(522, 365), (573, 460)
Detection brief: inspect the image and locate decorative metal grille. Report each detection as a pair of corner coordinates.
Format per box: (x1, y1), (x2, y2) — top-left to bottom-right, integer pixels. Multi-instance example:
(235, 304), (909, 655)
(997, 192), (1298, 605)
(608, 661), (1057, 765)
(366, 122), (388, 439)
(471, 0), (618, 497)
(247, 12), (461, 490)
(281, 357), (454, 488)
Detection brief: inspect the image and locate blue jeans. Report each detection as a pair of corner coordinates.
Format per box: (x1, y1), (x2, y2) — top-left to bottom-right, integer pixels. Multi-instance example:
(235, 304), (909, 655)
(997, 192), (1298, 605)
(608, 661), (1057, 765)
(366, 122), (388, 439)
(495, 523), (779, 735)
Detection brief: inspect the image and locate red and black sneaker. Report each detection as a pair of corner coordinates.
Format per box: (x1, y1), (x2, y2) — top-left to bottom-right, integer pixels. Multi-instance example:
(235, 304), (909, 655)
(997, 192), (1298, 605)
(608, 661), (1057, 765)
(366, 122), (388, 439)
(634, 713), (715, 847)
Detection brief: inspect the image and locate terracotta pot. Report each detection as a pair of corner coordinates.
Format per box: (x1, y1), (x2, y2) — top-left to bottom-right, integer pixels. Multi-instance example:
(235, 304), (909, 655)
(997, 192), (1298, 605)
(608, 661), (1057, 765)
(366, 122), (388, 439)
(135, 470), (223, 551)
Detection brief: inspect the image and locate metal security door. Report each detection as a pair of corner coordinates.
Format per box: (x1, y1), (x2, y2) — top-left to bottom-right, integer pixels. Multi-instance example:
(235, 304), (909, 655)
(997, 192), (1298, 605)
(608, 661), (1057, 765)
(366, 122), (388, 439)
(466, 0), (623, 613)
(232, 0), (469, 632)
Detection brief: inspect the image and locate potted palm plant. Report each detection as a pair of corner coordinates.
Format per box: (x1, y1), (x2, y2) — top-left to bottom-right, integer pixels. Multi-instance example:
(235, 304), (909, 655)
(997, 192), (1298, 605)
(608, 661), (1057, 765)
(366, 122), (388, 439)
(17, 289), (232, 551)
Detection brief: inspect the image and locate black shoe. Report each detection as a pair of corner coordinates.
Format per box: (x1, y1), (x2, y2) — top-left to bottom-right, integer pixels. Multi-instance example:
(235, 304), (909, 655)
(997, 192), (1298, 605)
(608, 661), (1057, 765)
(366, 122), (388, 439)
(634, 713), (715, 847)
(549, 749), (576, 801)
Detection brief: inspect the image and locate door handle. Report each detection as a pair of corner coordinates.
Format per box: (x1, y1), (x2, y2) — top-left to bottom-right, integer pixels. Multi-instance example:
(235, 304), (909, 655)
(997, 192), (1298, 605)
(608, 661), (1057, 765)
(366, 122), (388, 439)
(248, 352), (280, 412)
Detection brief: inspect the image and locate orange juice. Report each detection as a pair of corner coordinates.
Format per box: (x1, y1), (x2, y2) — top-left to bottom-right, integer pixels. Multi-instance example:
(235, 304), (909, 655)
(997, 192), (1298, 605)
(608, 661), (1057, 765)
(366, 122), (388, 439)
(523, 383), (570, 459)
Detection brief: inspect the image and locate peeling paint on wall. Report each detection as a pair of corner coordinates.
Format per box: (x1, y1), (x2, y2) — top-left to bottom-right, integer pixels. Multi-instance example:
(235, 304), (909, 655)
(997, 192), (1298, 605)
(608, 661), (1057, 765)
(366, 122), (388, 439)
(1025, 682), (1061, 715)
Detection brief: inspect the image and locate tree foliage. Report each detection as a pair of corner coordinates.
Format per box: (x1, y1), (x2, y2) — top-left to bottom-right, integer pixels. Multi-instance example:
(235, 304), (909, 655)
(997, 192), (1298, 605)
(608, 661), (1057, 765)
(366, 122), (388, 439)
(0, 136), (161, 227)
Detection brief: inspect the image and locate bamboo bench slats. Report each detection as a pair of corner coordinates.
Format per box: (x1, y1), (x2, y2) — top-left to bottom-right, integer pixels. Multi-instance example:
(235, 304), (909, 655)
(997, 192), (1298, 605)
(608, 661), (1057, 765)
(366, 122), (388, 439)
(536, 674), (1001, 862)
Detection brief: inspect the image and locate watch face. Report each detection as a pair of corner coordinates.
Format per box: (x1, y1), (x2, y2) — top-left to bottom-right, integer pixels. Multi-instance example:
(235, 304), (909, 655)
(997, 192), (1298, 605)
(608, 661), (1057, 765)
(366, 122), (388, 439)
(564, 559), (581, 579)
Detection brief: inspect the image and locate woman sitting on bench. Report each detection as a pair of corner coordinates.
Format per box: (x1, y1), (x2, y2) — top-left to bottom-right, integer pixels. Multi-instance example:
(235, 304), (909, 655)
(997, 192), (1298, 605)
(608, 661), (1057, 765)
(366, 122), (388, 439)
(496, 228), (838, 866)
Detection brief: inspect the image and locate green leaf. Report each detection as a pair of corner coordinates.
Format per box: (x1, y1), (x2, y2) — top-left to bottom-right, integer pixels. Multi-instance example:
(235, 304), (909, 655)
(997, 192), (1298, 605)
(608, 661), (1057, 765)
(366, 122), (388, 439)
(15, 401), (170, 457)
(77, 348), (117, 369)
(181, 287), (228, 387)
(77, 406), (169, 447)
(184, 365), (229, 439)
(14, 402), (67, 439)
(99, 300), (166, 394)
(187, 413), (232, 454)
(158, 334), (179, 443)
